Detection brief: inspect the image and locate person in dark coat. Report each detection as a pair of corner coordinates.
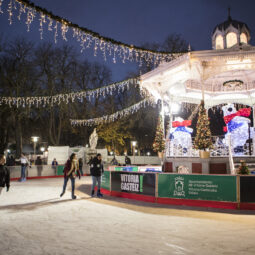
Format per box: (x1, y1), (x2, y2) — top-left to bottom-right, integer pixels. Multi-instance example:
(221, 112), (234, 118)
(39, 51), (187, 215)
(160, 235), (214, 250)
(35, 156), (43, 176)
(0, 154), (10, 195)
(110, 156), (119, 166)
(125, 155), (131, 165)
(90, 153), (104, 197)
(6, 155), (15, 166)
(60, 153), (80, 199)
(78, 158), (83, 177)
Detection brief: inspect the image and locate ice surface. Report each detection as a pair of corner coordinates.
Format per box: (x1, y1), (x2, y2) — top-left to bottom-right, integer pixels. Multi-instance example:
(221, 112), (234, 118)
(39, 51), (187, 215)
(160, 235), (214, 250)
(0, 177), (255, 255)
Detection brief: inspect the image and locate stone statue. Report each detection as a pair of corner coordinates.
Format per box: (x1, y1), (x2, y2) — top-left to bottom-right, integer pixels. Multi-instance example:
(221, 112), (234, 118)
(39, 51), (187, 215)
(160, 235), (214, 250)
(89, 128), (98, 150)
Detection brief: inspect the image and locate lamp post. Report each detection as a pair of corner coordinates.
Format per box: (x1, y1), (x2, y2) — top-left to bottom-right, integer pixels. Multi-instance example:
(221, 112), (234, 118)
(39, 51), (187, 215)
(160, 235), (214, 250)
(31, 136), (39, 163)
(131, 141), (137, 164)
(40, 147), (45, 162)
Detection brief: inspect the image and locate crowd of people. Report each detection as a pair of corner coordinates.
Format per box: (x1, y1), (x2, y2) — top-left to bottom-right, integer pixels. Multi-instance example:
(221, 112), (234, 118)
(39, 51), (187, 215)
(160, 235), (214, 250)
(1, 152), (133, 199)
(0, 152), (105, 200)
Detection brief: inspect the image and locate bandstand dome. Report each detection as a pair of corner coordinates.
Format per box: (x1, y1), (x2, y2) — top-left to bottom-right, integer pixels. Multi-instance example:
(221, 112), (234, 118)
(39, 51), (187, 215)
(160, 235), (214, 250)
(212, 10), (250, 50)
(140, 14), (255, 109)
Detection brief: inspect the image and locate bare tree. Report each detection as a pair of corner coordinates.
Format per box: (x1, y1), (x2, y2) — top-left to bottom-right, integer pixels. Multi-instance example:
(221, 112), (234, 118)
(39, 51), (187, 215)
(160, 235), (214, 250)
(0, 38), (38, 157)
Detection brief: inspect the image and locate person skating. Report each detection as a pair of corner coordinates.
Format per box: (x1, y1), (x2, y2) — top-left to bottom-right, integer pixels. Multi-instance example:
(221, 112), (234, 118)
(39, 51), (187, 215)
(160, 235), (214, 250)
(90, 153), (104, 197)
(0, 154), (10, 195)
(60, 153), (80, 199)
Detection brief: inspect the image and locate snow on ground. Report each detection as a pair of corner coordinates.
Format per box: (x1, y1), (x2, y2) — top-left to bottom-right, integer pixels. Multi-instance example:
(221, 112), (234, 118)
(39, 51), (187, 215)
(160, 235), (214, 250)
(0, 177), (255, 255)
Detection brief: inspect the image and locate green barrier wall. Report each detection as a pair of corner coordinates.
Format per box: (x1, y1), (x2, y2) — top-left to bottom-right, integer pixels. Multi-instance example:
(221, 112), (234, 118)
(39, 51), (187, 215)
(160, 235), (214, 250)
(57, 165), (64, 176)
(101, 171), (111, 190)
(158, 174), (237, 202)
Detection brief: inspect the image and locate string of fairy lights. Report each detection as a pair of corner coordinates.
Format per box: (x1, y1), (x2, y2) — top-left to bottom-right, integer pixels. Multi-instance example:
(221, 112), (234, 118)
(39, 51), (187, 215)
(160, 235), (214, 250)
(0, 78), (139, 108)
(0, 0), (169, 124)
(0, 0), (183, 65)
(70, 98), (155, 126)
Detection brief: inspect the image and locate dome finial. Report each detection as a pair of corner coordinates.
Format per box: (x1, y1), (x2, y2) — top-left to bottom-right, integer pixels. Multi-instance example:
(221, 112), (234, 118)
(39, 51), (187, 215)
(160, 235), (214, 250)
(228, 7), (232, 21)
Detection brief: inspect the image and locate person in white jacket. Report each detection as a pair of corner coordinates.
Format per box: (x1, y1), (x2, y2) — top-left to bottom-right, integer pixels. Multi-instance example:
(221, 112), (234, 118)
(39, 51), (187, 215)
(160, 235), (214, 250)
(20, 153), (30, 182)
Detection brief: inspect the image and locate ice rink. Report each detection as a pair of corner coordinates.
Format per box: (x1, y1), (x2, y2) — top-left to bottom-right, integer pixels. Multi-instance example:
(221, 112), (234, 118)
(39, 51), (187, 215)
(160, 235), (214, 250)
(1, 177), (255, 255)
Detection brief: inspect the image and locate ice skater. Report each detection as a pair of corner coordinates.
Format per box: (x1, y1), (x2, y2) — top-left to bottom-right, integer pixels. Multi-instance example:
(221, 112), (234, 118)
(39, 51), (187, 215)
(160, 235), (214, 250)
(90, 153), (104, 197)
(60, 153), (80, 199)
(0, 154), (10, 195)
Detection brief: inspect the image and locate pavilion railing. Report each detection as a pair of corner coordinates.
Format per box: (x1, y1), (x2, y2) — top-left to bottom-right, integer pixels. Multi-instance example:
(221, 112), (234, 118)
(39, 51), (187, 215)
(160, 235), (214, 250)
(165, 135), (254, 157)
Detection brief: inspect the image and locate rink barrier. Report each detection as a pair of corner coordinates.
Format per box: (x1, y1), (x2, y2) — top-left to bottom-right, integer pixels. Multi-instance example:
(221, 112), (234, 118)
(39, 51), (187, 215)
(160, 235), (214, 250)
(8, 165), (91, 180)
(8, 166), (255, 210)
(99, 170), (255, 210)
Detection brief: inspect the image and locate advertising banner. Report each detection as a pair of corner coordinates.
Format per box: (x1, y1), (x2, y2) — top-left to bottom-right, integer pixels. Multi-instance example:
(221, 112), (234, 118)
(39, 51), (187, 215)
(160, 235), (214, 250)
(111, 172), (156, 196)
(114, 166), (138, 172)
(138, 166), (162, 172)
(158, 174), (237, 202)
(101, 171), (111, 190)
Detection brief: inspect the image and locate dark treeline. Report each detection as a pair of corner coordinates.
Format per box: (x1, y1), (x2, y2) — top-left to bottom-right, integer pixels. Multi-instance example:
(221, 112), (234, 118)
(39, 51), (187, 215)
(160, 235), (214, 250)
(0, 37), (161, 157)
(0, 34), (190, 157)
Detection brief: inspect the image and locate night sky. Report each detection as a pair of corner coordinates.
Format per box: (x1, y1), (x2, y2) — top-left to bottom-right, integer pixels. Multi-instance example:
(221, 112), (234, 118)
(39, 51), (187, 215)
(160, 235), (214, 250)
(0, 0), (255, 82)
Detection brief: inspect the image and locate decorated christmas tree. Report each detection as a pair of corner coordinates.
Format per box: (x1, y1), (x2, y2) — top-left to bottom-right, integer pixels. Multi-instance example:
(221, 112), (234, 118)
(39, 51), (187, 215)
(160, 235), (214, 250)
(153, 115), (165, 152)
(237, 160), (249, 175)
(194, 101), (213, 150)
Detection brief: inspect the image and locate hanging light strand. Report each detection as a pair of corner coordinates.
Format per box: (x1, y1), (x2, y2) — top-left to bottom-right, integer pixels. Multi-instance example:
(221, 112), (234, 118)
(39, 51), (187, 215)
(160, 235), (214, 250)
(70, 97), (155, 126)
(0, 0), (185, 65)
(0, 77), (139, 108)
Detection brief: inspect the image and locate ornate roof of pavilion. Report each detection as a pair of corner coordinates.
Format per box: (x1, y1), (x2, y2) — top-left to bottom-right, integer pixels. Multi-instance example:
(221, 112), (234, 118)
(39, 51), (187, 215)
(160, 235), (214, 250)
(140, 44), (255, 108)
(212, 15), (250, 35)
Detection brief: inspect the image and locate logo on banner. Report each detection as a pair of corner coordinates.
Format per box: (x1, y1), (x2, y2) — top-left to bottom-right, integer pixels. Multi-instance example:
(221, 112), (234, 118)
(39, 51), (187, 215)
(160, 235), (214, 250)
(120, 174), (141, 192)
(173, 176), (185, 197)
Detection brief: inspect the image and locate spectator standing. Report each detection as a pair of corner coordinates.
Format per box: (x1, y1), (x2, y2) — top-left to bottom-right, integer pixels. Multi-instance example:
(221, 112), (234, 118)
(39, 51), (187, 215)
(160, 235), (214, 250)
(7, 155), (15, 166)
(60, 153), (80, 199)
(20, 153), (30, 182)
(90, 153), (104, 197)
(125, 155), (131, 165)
(0, 154), (10, 195)
(87, 156), (93, 165)
(35, 156), (43, 176)
(110, 156), (119, 166)
(78, 158), (83, 177)
(52, 158), (58, 175)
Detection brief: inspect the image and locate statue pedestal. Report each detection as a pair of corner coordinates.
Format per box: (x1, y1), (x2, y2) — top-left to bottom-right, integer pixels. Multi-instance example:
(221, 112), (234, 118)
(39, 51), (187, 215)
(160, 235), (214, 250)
(85, 148), (97, 163)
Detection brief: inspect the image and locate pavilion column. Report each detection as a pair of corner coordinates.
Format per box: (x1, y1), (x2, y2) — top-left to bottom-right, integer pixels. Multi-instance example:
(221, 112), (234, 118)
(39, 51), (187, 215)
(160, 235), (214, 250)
(253, 105), (255, 155)
(201, 61), (207, 103)
(168, 99), (173, 157)
(161, 96), (165, 138)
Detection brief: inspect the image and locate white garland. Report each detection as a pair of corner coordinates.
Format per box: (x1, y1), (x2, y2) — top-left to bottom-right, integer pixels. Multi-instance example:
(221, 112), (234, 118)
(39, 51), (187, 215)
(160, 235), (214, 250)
(70, 98), (155, 126)
(0, 0), (180, 65)
(0, 78), (138, 108)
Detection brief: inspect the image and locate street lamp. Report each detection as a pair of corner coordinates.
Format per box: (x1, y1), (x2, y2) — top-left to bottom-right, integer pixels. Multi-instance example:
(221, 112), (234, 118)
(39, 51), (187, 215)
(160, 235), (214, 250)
(131, 141), (137, 165)
(131, 141), (137, 155)
(147, 152), (151, 156)
(31, 136), (39, 162)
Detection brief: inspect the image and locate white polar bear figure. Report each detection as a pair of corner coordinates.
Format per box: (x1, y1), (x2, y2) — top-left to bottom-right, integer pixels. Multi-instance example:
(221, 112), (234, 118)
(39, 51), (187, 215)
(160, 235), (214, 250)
(169, 117), (193, 154)
(222, 103), (253, 154)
